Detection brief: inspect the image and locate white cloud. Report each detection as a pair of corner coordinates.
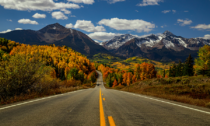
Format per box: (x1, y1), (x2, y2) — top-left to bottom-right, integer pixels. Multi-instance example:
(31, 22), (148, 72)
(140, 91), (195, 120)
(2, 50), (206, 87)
(0, 0), (80, 11)
(172, 10), (176, 13)
(88, 32), (121, 41)
(135, 10), (139, 12)
(61, 9), (71, 14)
(106, 0), (125, 4)
(7, 19), (12, 22)
(191, 24), (210, 30)
(162, 10), (170, 14)
(74, 20), (106, 32)
(203, 34), (210, 39)
(177, 19), (192, 26)
(67, 0), (94, 4)
(18, 19), (38, 25)
(98, 18), (155, 32)
(0, 29), (12, 33)
(65, 23), (74, 28)
(32, 13), (46, 18)
(15, 28), (23, 30)
(0, 28), (24, 34)
(137, 0), (163, 6)
(52, 11), (68, 20)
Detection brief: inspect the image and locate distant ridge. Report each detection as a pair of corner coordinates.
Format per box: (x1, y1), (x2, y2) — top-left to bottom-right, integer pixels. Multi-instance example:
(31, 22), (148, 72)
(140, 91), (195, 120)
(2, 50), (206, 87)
(102, 31), (210, 62)
(0, 23), (109, 56)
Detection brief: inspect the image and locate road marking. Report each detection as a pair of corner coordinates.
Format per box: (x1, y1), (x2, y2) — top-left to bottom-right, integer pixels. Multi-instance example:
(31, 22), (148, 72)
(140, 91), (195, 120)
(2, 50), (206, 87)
(108, 116), (116, 126)
(103, 98), (105, 101)
(0, 90), (84, 111)
(120, 91), (210, 115)
(100, 88), (106, 126)
(102, 94), (103, 95)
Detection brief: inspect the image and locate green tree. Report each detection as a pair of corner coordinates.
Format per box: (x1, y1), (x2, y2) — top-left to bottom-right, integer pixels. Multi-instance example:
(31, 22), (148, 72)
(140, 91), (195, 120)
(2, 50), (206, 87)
(67, 68), (79, 80)
(169, 67), (172, 77)
(183, 54), (194, 76)
(106, 74), (113, 87)
(175, 60), (183, 77)
(170, 64), (177, 77)
(195, 45), (210, 76)
(163, 69), (165, 78)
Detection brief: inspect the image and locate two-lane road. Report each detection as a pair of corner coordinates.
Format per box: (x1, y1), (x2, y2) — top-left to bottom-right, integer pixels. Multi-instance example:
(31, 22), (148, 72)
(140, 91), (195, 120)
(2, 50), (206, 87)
(0, 71), (210, 126)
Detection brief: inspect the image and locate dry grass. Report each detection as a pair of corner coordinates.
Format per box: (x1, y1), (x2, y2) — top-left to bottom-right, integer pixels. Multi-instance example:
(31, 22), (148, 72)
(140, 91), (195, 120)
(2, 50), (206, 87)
(0, 76), (94, 106)
(113, 75), (210, 108)
(0, 85), (90, 105)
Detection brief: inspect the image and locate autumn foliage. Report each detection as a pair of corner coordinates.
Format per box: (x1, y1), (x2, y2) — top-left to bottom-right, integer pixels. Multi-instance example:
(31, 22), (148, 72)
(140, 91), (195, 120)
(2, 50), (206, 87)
(0, 38), (97, 102)
(98, 62), (157, 87)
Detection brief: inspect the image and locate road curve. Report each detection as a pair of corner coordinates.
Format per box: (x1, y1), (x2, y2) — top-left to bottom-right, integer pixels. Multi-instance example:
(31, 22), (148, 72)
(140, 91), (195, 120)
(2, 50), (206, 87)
(0, 71), (210, 126)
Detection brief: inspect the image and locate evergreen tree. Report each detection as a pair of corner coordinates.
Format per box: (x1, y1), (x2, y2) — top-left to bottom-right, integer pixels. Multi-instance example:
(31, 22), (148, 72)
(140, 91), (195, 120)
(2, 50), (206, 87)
(163, 69), (165, 78)
(176, 60), (183, 77)
(183, 54), (194, 76)
(169, 67), (172, 77)
(171, 64), (177, 77)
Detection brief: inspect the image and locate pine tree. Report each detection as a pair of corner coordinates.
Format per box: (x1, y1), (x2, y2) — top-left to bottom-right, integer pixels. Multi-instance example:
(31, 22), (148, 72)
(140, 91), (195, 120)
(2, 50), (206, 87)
(163, 69), (165, 78)
(171, 64), (177, 77)
(183, 54), (194, 76)
(169, 67), (172, 77)
(176, 60), (183, 77)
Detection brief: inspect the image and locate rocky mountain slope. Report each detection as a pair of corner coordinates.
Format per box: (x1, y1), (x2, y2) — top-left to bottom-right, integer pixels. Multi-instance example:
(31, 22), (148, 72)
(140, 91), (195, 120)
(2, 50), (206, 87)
(102, 31), (210, 62)
(0, 23), (109, 56)
(103, 31), (210, 51)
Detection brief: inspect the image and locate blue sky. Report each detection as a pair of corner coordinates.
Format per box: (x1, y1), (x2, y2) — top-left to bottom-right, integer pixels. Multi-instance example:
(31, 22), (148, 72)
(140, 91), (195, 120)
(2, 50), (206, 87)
(0, 0), (210, 42)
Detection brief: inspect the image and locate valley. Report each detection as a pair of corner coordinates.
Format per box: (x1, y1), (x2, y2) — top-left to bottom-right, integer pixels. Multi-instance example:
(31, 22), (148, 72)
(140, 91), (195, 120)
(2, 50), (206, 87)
(0, 23), (210, 109)
(1, 0), (210, 125)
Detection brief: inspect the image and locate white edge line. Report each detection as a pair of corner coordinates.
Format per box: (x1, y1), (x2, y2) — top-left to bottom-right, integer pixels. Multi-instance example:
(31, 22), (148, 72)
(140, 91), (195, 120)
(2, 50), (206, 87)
(0, 90), (84, 111)
(118, 91), (210, 115)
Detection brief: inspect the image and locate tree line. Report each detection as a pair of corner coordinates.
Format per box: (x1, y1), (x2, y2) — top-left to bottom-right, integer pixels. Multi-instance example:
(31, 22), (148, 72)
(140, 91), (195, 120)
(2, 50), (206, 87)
(0, 38), (97, 102)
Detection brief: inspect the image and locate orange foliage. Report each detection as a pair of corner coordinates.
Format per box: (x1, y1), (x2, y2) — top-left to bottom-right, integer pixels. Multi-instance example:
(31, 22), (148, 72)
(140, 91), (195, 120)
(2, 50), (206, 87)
(113, 79), (118, 87)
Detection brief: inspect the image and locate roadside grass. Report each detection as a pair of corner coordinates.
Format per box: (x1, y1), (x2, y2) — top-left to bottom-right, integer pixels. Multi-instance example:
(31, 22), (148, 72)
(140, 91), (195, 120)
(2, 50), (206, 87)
(0, 79), (95, 105)
(113, 75), (210, 108)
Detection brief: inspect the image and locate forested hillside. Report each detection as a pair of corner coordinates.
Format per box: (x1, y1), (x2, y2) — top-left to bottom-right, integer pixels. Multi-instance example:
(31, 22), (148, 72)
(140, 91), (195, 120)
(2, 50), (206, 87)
(0, 38), (97, 104)
(98, 44), (210, 108)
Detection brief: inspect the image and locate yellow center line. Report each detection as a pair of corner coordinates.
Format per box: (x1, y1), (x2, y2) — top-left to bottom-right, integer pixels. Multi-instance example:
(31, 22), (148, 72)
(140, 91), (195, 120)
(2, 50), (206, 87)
(108, 116), (116, 126)
(100, 88), (106, 126)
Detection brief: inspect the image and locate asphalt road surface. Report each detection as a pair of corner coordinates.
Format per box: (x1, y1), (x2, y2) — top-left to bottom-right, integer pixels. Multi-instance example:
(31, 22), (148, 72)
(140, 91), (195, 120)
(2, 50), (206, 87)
(0, 71), (210, 126)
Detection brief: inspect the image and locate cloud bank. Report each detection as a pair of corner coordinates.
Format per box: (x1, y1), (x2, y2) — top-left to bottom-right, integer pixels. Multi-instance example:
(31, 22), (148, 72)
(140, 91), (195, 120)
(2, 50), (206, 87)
(98, 18), (155, 32)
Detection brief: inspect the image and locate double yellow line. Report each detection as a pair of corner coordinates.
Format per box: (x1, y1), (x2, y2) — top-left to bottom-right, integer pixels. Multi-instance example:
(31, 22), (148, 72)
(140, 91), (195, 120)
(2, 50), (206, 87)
(100, 88), (116, 126)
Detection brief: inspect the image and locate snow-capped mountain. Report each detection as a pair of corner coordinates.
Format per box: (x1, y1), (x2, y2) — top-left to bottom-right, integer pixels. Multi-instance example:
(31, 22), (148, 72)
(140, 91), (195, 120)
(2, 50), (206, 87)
(102, 31), (210, 52)
(103, 31), (210, 62)
(102, 34), (136, 50)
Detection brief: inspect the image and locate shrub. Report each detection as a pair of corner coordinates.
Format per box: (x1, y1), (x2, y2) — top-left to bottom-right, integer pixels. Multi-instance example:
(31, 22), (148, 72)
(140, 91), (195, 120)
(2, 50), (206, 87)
(0, 54), (45, 101)
(205, 102), (210, 108)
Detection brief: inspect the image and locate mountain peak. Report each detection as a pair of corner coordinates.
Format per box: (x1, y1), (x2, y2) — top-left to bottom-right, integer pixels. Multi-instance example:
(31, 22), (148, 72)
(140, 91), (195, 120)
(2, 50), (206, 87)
(38, 23), (66, 33)
(163, 30), (175, 36)
(51, 23), (65, 28)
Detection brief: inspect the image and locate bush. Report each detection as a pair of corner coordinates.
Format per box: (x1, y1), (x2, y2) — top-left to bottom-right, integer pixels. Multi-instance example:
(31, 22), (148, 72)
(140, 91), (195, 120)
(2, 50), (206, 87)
(205, 102), (210, 108)
(181, 78), (190, 84)
(0, 54), (46, 101)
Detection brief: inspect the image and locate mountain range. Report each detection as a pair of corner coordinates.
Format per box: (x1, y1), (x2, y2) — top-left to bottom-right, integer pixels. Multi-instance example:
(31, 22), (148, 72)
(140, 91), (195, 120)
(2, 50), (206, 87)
(0, 23), (109, 56)
(102, 31), (210, 62)
(0, 23), (209, 62)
